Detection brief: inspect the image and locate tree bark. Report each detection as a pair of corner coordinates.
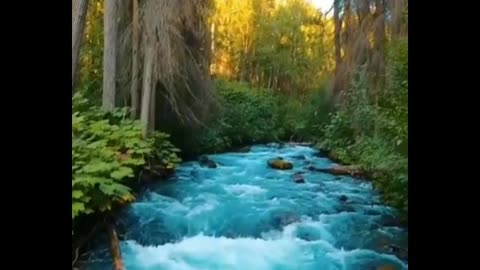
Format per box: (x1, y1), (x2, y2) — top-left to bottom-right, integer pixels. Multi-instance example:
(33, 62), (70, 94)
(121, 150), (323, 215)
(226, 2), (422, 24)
(373, 0), (386, 89)
(107, 224), (125, 270)
(102, 0), (118, 111)
(343, 0), (352, 48)
(72, 0), (90, 93)
(130, 0), (140, 118)
(333, 0), (342, 73)
(391, 0), (405, 39)
(140, 44), (154, 137)
(308, 165), (364, 177)
(149, 81), (156, 132)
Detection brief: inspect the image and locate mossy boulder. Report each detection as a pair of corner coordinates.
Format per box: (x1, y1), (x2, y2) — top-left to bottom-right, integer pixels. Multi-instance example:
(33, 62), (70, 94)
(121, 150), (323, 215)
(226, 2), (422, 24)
(267, 158), (293, 170)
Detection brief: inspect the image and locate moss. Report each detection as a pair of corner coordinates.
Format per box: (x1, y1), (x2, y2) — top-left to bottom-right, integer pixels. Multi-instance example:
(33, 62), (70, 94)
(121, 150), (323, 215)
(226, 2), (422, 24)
(268, 159), (293, 170)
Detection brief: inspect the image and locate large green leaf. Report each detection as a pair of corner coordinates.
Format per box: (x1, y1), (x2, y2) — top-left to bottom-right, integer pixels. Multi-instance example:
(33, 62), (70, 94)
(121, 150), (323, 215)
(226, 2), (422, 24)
(110, 166), (134, 180)
(72, 190), (83, 199)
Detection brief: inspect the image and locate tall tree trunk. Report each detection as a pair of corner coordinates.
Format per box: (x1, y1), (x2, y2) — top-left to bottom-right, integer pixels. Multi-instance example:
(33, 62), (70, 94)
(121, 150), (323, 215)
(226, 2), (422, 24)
(332, 0), (344, 97)
(373, 0), (385, 138)
(102, 0), (118, 111)
(130, 0), (140, 118)
(343, 0), (351, 48)
(390, 0), (405, 39)
(333, 0), (342, 73)
(140, 45), (154, 137)
(356, 0), (371, 71)
(149, 82), (156, 132)
(373, 0), (386, 89)
(72, 0), (90, 93)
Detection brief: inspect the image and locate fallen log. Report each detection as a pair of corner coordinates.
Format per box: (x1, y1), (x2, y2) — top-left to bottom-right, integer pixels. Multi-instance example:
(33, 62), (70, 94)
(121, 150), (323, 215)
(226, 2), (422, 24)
(107, 223), (125, 270)
(308, 164), (363, 177)
(287, 142), (313, 147)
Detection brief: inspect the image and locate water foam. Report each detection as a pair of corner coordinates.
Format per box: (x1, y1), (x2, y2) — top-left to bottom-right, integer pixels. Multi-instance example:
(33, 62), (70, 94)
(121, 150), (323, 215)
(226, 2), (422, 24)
(86, 144), (407, 270)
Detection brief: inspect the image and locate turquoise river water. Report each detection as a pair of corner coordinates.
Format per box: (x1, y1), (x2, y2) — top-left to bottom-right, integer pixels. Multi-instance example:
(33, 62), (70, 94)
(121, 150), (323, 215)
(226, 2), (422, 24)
(86, 143), (408, 270)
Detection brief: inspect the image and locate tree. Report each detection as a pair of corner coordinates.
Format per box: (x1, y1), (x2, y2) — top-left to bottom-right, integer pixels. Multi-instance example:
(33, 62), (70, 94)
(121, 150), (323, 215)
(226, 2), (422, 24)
(130, 0), (140, 118)
(72, 0), (90, 93)
(140, 42), (154, 137)
(102, 0), (118, 111)
(333, 0), (342, 77)
(372, 0), (386, 90)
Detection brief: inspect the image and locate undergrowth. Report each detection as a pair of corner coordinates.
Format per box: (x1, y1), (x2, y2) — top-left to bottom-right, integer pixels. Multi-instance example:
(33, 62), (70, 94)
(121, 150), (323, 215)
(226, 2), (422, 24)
(319, 39), (408, 222)
(72, 93), (181, 233)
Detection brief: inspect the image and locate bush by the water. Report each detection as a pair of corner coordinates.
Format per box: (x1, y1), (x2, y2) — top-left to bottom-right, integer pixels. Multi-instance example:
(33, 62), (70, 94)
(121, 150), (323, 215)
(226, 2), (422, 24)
(318, 39), (408, 222)
(174, 80), (285, 155)
(72, 94), (181, 232)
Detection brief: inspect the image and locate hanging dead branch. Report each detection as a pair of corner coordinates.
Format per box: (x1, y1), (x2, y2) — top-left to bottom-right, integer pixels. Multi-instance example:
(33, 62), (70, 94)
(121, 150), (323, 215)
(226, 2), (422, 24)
(138, 0), (217, 129)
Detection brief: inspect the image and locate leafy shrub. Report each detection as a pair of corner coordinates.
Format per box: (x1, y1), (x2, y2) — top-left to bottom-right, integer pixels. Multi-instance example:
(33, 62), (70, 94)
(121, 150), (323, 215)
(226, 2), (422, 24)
(266, 78), (334, 143)
(190, 79), (286, 154)
(318, 40), (408, 221)
(72, 94), (181, 227)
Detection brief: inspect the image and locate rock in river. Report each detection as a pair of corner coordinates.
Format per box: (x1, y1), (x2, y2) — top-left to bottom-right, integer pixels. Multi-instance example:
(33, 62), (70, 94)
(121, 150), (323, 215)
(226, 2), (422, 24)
(293, 172), (305, 183)
(267, 158), (293, 170)
(198, 155), (217, 168)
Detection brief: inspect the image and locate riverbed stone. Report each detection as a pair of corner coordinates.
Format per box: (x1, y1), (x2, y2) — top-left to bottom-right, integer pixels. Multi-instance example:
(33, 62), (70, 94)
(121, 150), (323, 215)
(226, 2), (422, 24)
(267, 158), (293, 170)
(198, 155), (217, 168)
(293, 172), (305, 183)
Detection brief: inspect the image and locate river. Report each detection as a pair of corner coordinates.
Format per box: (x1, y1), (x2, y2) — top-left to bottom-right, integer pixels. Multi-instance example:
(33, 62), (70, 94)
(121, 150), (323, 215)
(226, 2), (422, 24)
(86, 143), (408, 270)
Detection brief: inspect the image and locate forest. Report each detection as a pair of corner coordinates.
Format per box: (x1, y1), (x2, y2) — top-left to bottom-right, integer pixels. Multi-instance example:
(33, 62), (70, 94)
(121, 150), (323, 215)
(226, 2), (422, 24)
(72, 0), (408, 269)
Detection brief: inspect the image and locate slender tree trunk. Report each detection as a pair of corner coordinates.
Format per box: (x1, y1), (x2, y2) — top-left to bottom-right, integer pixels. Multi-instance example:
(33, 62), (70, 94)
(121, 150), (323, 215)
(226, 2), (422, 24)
(391, 0), (405, 39)
(333, 0), (342, 73)
(140, 45), (154, 137)
(373, 0), (386, 88)
(344, 0), (351, 48)
(149, 82), (156, 132)
(373, 0), (386, 139)
(356, 0), (371, 71)
(102, 0), (118, 111)
(211, 22), (215, 57)
(130, 0), (140, 118)
(332, 0), (344, 97)
(72, 0), (90, 93)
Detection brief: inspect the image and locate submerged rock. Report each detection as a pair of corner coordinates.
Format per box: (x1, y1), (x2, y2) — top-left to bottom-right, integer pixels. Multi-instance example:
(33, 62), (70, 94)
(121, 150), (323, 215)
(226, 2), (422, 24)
(293, 172), (305, 183)
(339, 195), (348, 202)
(267, 158), (293, 170)
(380, 215), (402, 227)
(198, 155), (217, 168)
(291, 155), (306, 160)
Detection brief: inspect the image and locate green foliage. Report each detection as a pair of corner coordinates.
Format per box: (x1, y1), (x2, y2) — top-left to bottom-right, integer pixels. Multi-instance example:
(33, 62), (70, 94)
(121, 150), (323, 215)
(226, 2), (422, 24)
(318, 40), (408, 221)
(77, 0), (104, 104)
(276, 82), (333, 141)
(190, 79), (286, 154)
(72, 94), (181, 224)
(211, 0), (333, 93)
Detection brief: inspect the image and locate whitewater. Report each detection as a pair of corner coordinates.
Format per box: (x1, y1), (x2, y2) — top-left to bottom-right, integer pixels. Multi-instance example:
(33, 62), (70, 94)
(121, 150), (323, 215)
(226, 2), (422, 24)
(86, 143), (408, 270)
